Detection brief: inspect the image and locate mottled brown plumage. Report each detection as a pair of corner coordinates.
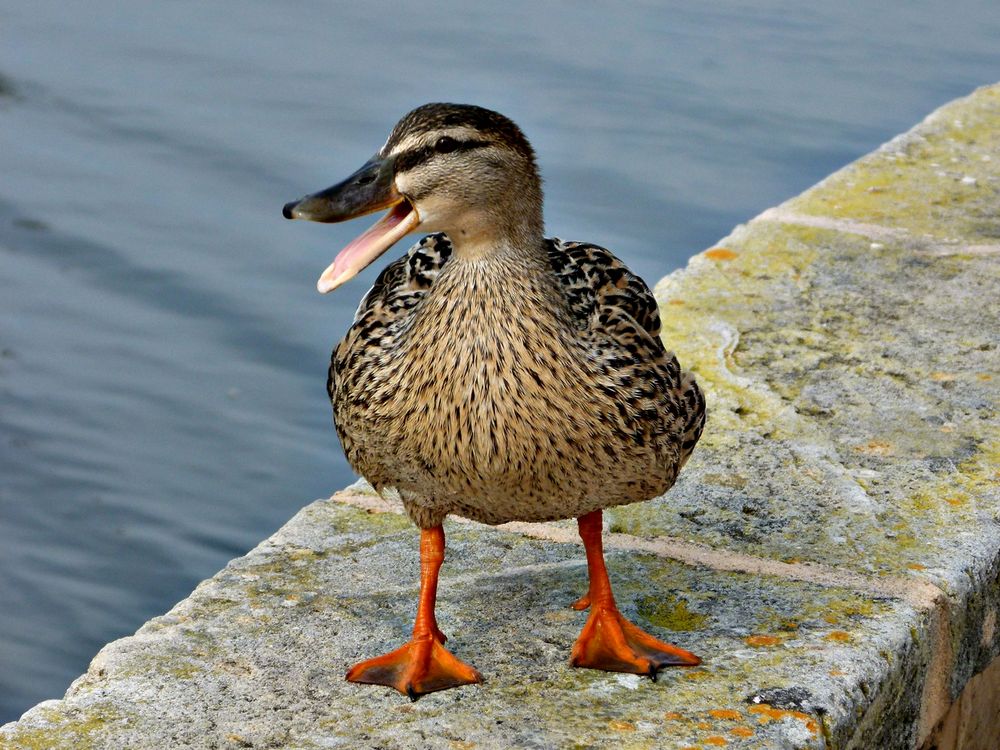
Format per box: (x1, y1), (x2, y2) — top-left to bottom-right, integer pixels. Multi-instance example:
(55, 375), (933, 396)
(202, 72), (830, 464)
(284, 103), (706, 696)
(330, 232), (705, 528)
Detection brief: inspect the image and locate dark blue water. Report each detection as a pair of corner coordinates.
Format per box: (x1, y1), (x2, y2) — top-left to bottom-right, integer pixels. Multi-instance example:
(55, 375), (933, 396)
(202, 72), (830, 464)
(2, 0), (998, 722)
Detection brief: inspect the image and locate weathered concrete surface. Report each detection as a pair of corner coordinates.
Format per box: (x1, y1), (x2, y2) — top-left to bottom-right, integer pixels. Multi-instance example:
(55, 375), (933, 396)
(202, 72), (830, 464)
(3, 84), (998, 749)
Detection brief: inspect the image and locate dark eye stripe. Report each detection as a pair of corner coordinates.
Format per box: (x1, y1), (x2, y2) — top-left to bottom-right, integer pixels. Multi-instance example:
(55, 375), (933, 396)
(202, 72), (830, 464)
(394, 139), (491, 174)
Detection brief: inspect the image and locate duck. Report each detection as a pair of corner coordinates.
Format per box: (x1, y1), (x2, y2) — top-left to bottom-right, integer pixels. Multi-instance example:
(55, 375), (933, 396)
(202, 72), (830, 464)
(283, 103), (706, 698)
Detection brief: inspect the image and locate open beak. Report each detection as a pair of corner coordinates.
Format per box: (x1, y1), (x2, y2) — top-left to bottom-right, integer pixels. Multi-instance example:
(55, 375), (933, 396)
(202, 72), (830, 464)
(283, 154), (421, 293)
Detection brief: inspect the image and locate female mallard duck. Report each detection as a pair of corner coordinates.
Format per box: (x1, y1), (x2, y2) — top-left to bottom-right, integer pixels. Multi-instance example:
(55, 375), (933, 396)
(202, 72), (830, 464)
(283, 103), (705, 698)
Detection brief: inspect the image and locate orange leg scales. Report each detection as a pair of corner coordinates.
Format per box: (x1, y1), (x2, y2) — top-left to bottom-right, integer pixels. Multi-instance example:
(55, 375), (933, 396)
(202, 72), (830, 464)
(570, 510), (701, 677)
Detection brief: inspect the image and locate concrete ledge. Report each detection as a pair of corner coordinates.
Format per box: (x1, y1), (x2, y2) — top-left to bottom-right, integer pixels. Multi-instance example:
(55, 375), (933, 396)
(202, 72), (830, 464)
(3, 84), (998, 749)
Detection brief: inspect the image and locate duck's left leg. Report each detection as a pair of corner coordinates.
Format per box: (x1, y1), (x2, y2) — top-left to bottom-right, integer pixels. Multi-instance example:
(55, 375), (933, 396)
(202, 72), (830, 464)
(346, 525), (482, 698)
(570, 510), (701, 677)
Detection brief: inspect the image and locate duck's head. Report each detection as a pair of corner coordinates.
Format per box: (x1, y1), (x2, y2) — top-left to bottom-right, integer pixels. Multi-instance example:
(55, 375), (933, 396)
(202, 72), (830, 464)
(283, 103), (543, 293)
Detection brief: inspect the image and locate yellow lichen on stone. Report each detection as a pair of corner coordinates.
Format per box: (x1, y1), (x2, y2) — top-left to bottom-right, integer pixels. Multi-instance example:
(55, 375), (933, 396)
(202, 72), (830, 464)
(0, 704), (126, 750)
(636, 593), (707, 631)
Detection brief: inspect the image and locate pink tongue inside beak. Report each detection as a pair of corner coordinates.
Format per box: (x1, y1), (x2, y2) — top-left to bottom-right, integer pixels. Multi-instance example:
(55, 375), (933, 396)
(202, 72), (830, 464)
(317, 201), (421, 293)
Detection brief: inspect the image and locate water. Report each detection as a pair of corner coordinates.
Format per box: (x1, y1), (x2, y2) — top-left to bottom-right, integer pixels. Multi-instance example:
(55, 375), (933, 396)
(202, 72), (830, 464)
(1, 0), (998, 721)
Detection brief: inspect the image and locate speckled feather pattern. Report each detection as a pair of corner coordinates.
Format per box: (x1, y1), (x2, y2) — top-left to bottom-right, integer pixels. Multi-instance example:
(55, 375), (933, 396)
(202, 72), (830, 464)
(329, 233), (704, 528)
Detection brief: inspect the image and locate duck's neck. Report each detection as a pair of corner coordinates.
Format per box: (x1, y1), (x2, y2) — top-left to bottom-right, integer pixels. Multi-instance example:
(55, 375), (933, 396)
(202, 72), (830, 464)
(448, 228), (547, 266)
(446, 183), (545, 263)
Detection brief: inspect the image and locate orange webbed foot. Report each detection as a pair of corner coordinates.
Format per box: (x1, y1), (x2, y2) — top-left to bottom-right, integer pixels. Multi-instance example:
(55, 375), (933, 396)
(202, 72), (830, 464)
(346, 635), (482, 699)
(571, 605), (700, 678)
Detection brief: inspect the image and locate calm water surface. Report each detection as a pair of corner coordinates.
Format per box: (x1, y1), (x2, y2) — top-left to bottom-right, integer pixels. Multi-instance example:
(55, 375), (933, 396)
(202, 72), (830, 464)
(2, 0), (999, 721)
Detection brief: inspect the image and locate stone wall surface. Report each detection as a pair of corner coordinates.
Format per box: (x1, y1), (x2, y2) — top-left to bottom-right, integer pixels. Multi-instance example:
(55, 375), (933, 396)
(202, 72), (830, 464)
(2, 84), (998, 750)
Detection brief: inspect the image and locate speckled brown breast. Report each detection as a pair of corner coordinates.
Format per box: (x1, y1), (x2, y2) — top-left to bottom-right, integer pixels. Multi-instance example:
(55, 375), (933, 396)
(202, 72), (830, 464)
(329, 234), (705, 528)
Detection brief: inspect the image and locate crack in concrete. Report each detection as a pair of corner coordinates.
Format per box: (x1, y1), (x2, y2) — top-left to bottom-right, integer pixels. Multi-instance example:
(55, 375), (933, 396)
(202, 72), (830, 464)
(328, 489), (944, 611)
(752, 207), (1000, 256)
(336, 557), (587, 599)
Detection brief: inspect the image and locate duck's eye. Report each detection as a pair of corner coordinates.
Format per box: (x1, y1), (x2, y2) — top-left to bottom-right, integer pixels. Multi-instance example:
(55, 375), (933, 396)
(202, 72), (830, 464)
(434, 136), (459, 153)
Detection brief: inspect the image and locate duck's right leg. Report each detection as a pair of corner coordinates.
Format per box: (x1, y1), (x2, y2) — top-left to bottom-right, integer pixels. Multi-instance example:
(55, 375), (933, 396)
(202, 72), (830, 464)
(346, 525), (482, 699)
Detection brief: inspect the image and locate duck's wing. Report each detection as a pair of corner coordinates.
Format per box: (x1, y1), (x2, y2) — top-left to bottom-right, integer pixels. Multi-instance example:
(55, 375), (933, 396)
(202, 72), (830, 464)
(351, 232), (454, 323)
(547, 238), (662, 339)
(546, 238), (705, 462)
